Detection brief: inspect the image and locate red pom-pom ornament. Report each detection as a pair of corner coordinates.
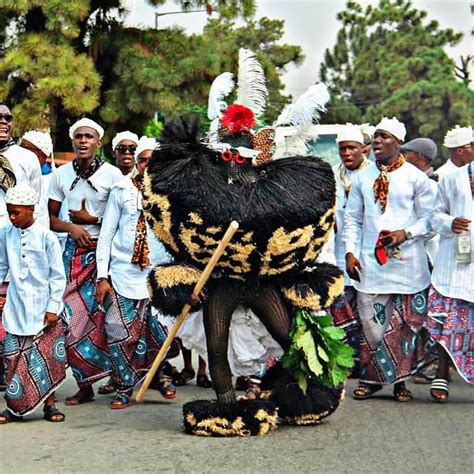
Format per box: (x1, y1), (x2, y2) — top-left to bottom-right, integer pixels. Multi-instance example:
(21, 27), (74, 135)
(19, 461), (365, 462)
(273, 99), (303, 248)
(234, 152), (246, 165)
(220, 104), (255, 134)
(221, 150), (233, 162)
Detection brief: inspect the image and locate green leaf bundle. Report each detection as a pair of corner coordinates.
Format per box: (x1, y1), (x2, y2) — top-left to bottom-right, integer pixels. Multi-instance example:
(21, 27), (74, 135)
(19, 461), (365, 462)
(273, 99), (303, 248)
(281, 309), (354, 394)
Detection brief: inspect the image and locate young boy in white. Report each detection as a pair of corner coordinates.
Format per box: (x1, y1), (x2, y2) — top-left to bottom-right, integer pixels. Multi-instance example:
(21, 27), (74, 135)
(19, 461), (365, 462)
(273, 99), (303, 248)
(0, 184), (66, 423)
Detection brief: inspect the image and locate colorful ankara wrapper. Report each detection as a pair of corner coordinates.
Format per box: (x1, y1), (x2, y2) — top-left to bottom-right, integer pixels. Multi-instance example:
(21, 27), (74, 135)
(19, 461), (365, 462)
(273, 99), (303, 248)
(4, 321), (67, 416)
(427, 287), (473, 384)
(63, 237), (112, 387)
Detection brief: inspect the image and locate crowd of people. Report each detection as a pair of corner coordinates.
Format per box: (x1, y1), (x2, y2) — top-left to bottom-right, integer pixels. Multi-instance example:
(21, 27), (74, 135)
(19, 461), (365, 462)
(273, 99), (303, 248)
(0, 99), (472, 426)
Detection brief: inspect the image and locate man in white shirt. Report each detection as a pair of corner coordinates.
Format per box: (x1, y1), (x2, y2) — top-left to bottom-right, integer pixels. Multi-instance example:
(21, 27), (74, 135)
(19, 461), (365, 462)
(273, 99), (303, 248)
(436, 126), (473, 179)
(0, 103), (42, 391)
(401, 137), (440, 266)
(48, 118), (123, 406)
(330, 125), (370, 376)
(112, 131), (139, 176)
(0, 184), (66, 423)
(95, 142), (177, 408)
(427, 162), (473, 402)
(19, 130), (69, 248)
(344, 117), (436, 402)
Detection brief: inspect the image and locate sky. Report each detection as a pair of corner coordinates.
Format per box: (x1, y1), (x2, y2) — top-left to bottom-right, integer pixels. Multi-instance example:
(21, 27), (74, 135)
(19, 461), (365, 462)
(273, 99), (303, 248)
(123, 0), (472, 97)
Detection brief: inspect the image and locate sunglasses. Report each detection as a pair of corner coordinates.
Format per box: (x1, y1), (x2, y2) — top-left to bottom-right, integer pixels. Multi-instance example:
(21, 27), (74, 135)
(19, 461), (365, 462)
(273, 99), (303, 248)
(116, 144), (137, 154)
(0, 114), (13, 123)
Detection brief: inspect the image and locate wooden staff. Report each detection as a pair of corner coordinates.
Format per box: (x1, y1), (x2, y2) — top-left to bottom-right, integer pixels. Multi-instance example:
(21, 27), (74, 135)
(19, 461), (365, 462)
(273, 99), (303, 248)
(135, 220), (239, 402)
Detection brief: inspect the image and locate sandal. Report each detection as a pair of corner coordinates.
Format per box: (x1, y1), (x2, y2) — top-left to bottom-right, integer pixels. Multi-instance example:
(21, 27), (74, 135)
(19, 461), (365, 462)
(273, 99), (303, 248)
(393, 382), (413, 402)
(353, 383), (382, 400)
(98, 378), (115, 395)
(65, 388), (95, 406)
(110, 392), (132, 409)
(43, 405), (66, 422)
(0, 409), (23, 424)
(430, 378), (449, 403)
(173, 368), (195, 386)
(156, 376), (177, 400)
(196, 374), (213, 388)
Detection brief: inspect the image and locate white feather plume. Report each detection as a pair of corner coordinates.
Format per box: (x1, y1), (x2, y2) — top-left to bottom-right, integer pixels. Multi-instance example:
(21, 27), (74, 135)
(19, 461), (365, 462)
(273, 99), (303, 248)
(275, 83), (330, 129)
(207, 72), (235, 120)
(236, 49), (268, 118)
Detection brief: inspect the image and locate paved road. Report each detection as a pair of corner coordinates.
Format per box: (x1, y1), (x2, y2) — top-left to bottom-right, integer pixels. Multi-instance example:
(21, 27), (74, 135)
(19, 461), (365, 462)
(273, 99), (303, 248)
(1, 372), (472, 473)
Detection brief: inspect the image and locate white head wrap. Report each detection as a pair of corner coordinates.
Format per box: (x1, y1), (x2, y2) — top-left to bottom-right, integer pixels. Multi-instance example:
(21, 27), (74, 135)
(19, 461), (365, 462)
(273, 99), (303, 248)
(112, 131), (139, 151)
(443, 125), (472, 148)
(69, 118), (104, 139)
(21, 131), (53, 157)
(336, 125), (364, 145)
(375, 117), (406, 142)
(359, 123), (375, 143)
(135, 136), (158, 158)
(5, 184), (38, 206)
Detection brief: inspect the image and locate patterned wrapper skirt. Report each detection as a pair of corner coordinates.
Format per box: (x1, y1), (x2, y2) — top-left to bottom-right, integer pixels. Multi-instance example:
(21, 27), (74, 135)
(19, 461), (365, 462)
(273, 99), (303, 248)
(427, 287), (473, 384)
(4, 321), (67, 416)
(104, 290), (169, 392)
(357, 289), (433, 385)
(330, 286), (361, 363)
(63, 237), (111, 387)
(0, 282), (9, 351)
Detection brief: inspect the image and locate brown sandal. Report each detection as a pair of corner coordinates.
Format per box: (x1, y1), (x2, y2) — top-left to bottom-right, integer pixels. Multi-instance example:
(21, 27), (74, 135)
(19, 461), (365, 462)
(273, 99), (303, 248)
(393, 383), (413, 402)
(353, 384), (382, 399)
(65, 388), (95, 406)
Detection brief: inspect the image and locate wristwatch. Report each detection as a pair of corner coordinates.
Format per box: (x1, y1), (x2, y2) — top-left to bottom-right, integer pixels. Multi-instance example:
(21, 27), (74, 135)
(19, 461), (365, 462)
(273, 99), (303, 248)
(96, 217), (103, 225)
(404, 230), (413, 240)
(96, 277), (108, 283)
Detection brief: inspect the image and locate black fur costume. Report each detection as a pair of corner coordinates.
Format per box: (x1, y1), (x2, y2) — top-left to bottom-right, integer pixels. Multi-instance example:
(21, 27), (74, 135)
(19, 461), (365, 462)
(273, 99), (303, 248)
(143, 117), (345, 436)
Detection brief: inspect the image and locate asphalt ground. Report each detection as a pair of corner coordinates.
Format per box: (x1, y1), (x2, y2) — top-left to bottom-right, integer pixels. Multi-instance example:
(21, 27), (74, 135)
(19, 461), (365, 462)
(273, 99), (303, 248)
(0, 368), (472, 473)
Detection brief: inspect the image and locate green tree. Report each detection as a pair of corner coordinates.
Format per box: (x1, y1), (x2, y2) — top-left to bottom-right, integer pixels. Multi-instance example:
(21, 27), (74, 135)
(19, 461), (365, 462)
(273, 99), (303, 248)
(319, 0), (473, 149)
(0, 0), (300, 149)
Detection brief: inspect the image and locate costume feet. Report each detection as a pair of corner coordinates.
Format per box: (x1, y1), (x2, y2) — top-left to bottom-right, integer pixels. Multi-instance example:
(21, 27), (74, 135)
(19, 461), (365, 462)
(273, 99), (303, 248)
(65, 387), (95, 406)
(43, 404), (66, 422)
(353, 384), (382, 400)
(430, 378), (449, 403)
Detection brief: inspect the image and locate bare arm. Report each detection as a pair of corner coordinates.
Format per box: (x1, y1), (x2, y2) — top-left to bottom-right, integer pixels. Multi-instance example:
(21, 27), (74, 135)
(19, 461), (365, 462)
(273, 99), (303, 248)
(48, 198), (93, 248)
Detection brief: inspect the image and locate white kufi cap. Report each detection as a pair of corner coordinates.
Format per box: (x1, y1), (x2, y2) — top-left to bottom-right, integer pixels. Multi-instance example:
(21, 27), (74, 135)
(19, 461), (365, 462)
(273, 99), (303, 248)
(336, 125), (364, 145)
(21, 131), (53, 157)
(136, 136), (158, 158)
(69, 118), (105, 139)
(112, 131), (139, 150)
(5, 184), (38, 206)
(375, 117), (406, 142)
(443, 125), (472, 148)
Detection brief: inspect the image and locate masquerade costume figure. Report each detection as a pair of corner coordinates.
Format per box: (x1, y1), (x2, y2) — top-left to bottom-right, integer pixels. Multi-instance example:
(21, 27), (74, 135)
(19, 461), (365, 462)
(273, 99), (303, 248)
(144, 50), (352, 436)
(0, 184), (66, 423)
